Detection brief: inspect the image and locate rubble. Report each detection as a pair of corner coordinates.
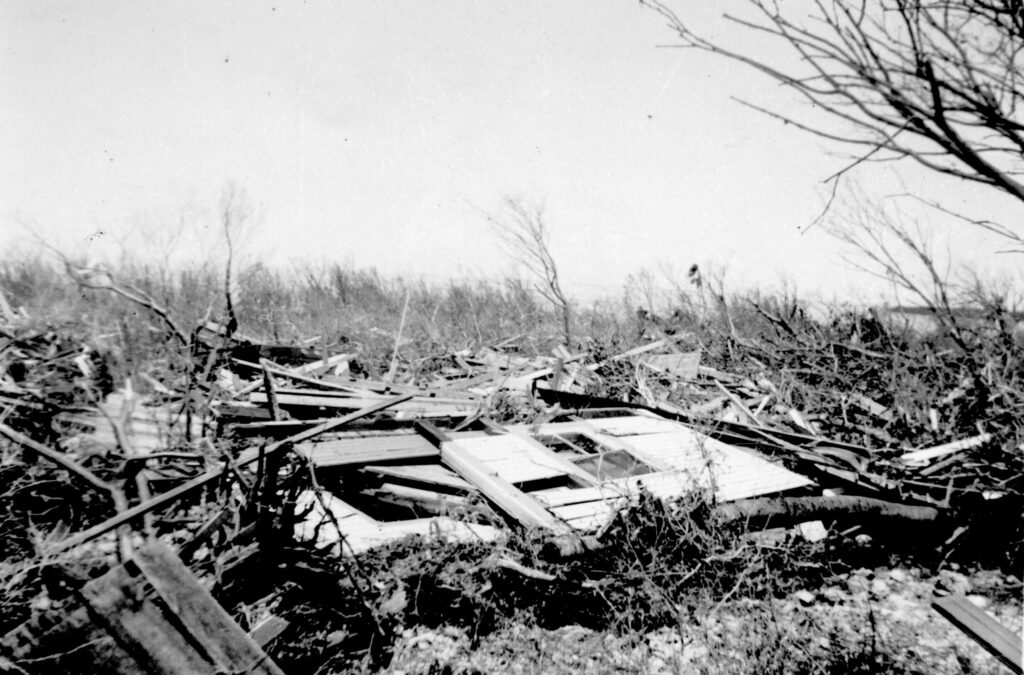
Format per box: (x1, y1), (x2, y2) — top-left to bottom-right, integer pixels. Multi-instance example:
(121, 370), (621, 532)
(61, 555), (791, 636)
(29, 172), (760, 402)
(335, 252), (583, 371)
(0, 313), (1021, 673)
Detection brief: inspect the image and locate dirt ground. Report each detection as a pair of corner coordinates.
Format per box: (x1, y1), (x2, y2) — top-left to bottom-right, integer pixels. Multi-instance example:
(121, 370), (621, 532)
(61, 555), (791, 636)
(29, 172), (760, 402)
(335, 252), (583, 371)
(383, 566), (1022, 674)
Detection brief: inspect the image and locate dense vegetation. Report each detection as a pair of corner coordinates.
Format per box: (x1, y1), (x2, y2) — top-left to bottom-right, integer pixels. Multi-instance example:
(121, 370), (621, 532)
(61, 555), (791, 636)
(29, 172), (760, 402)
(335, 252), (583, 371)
(0, 254), (1021, 673)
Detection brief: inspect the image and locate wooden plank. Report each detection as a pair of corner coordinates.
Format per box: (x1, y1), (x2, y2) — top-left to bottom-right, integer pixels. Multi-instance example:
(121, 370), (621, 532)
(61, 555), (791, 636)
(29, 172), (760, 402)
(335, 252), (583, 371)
(362, 463), (474, 491)
(79, 562), (213, 673)
(131, 542), (285, 674)
(317, 376), (478, 399)
(584, 415), (688, 437)
(440, 438), (574, 533)
(261, 389), (476, 405)
(552, 501), (622, 531)
(903, 434), (994, 466)
(532, 486), (609, 507)
(252, 392), (477, 412)
(298, 435), (439, 467)
(550, 500), (620, 522)
(448, 433), (596, 485)
(933, 596), (1022, 673)
(249, 617), (290, 648)
(0, 603), (137, 673)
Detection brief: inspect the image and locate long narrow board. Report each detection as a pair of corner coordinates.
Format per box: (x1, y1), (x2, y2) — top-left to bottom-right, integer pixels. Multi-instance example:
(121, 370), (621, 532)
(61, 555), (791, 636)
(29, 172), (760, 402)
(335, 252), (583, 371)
(361, 463), (474, 491)
(445, 433), (595, 485)
(933, 596), (1022, 673)
(77, 542), (285, 674)
(297, 432), (439, 467)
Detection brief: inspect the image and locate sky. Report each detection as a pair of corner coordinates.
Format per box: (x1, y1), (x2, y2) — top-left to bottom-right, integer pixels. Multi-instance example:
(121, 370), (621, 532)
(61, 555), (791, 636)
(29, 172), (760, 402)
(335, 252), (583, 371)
(1, 1), (1020, 308)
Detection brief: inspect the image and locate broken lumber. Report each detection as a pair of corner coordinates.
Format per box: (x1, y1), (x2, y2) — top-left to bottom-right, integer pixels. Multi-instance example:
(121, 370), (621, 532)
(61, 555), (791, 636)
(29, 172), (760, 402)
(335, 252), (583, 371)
(902, 433), (994, 466)
(417, 422), (575, 535)
(7, 541), (284, 674)
(50, 395), (413, 553)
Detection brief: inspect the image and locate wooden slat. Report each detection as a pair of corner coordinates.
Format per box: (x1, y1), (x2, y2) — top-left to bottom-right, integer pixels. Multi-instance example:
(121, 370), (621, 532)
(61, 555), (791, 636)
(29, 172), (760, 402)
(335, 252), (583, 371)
(448, 433), (595, 485)
(532, 487), (608, 507)
(369, 482), (477, 514)
(269, 387), (473, 403)
(585, 415), (687, 437)
(252, 392), (477, 412)
(933, 596), (1022, 673)
(532, 485), (634, 508)
(79, 562), (215, 673)
(551, 501), (621, 531)
(0, 602), (136, 673)
(362, 463), (474, 491)
(131, 542), (285, 674)
(549, 500), (619, 522)
(440, 439), (574, 534)
(298, 434), (439, 467)
(249, 617), (289, 648)
(903, 434), (994, 466)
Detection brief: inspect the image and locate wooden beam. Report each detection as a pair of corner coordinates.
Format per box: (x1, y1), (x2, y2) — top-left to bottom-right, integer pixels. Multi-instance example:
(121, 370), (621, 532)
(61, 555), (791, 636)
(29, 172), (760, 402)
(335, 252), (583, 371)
(441, 438), (574, 533)
(80, 562), (212, 673)
(131, 542), (285, 674)
(416, 422), (572, 534)
(259, 360), (282, 421)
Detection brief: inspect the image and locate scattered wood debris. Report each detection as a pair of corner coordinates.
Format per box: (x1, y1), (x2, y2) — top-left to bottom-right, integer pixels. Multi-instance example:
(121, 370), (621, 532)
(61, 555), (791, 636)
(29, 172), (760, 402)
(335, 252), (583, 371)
(2, 541), (283, 674)
(1, 318), (1020, 672)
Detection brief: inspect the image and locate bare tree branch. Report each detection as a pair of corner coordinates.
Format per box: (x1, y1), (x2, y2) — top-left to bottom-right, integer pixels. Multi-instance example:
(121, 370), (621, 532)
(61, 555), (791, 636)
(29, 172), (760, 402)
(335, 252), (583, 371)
(484, 198), (574, 347)
(641, 0), (1024, 231)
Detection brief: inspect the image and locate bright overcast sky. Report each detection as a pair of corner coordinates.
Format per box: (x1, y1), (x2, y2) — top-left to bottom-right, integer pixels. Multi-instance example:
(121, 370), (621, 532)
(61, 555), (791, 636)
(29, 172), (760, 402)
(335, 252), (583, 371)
(1, 1), (1018, 306)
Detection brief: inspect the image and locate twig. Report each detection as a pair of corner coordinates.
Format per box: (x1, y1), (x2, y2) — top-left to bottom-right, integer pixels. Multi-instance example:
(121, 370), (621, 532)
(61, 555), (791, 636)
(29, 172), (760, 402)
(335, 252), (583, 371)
(0, 423), (114, 495)
(386, 290), (411, 383)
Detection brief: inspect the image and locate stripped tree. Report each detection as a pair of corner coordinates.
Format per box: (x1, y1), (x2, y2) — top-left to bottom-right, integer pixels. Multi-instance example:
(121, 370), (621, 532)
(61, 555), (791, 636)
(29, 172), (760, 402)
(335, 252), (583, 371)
(485, 198), (573, 347)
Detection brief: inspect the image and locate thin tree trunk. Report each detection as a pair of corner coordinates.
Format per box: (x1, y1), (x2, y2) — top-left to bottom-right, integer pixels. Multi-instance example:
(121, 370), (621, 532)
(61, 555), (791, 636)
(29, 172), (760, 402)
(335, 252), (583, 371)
(714, 495), (939, 529)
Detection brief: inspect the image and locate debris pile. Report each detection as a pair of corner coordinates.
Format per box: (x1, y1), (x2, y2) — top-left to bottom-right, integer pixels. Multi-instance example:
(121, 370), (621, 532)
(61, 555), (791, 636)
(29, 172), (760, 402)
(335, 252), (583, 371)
(0, 317), (1020, 674)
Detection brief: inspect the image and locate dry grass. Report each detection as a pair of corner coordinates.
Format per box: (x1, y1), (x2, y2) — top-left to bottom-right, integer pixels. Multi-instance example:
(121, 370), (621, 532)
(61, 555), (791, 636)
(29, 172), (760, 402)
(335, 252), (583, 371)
(1, 253), (1021, 673)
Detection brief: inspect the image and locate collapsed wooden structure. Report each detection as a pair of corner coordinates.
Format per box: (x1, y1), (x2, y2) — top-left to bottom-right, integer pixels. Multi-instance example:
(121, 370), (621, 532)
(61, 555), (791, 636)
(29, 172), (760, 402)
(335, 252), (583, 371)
(1, 323), (1019, 673)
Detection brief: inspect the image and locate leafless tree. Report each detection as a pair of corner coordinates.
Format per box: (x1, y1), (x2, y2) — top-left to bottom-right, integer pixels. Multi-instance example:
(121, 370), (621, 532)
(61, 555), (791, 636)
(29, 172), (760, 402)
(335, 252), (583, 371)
(485, 198), (573, 347)
(826, 191), (974, 348)
(641, 1), (1024, 233)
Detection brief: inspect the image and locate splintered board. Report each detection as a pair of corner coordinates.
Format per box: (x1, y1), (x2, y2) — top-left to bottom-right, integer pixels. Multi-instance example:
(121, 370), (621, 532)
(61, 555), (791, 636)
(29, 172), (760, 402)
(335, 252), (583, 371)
(4, 542), (285, 674)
